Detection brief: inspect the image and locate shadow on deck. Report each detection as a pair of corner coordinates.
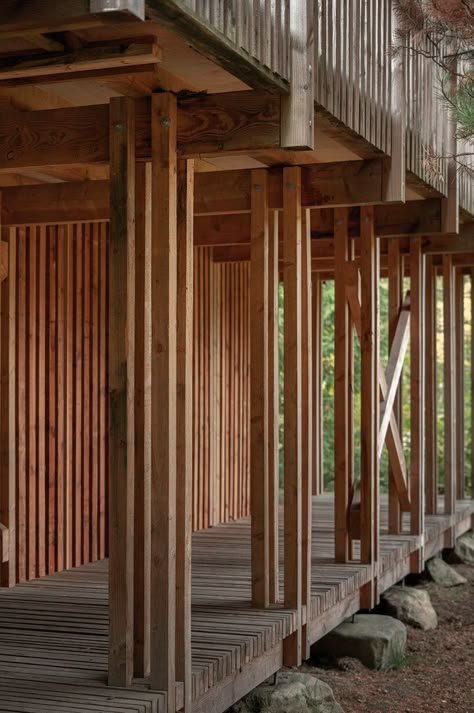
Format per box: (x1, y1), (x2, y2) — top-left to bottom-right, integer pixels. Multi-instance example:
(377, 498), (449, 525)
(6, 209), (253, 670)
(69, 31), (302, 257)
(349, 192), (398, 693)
(0, 494), (472, 713)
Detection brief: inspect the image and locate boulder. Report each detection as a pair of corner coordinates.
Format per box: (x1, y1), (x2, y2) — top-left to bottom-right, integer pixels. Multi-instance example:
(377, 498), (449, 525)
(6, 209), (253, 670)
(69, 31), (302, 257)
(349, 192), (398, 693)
(312, 614), (406, 671)
(452, 531), (474, 565)
(426, 557), (467, 587)
(229, 671), (344, 713)
(382, 586), (437, 630)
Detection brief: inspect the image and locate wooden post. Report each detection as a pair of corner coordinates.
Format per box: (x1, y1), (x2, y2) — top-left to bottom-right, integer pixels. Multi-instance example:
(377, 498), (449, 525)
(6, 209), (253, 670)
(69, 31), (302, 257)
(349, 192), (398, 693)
(176, 158), (194, 711)
(425, 254), (438, 515)
(268, 210), (279, 604)
(134, 162), (151, 679)
(443, 256), (456, 521)
(471, 269), (474, 501)
(109, 96), (136, 687)
(150, 92), (178, 710)
(312, 274), (324, 496)
(283, 166), (302, 665)
(387, 239), (403, 533)
(410, 237), (424, 571)
(250, 169), (270, 608)
(359, 206), (379, 608)
(334, 208), (351, 563)
(0, 223), (15, 587)
(301, 208), (312, 659)
(455, 269), (465, 500)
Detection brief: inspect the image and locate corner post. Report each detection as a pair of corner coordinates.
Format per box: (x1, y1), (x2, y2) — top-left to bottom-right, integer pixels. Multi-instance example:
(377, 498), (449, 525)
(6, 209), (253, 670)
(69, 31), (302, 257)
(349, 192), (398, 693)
(359, 206), (379, 608)
(283, 166), (303, 665)
(454, 269), (465, 499)
(108, 96), (136, 687)
(312, 274), (324, 496)
(149, 92), (178, 711)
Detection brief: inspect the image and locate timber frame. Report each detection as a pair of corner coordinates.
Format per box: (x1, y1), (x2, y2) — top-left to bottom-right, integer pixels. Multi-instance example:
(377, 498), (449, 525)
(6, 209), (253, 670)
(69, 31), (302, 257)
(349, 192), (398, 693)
(0, 2), (473, 713)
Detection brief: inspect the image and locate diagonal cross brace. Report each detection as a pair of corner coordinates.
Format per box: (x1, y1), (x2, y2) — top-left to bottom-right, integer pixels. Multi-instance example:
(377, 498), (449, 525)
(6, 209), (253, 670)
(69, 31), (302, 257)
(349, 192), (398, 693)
(345, 262), (411, 512)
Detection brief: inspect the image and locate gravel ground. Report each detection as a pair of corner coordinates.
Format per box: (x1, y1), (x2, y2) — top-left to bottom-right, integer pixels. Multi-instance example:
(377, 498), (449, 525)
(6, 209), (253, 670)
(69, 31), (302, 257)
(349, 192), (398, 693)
(305, 561), (474, 713)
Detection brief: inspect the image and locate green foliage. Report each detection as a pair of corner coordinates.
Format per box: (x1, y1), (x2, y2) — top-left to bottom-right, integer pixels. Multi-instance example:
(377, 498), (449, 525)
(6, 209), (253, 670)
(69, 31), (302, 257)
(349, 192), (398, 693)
(277, 274), (473, 495)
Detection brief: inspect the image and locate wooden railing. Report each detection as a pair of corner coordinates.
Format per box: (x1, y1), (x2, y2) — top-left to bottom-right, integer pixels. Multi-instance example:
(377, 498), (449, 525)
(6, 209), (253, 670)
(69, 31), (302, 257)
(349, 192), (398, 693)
(179, 0), (291, 80)
(313, 0), (393, 155)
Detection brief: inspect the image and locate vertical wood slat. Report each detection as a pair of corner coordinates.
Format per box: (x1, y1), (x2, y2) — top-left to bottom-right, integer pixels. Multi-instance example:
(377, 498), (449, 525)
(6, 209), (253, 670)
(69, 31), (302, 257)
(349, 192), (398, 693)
(455, 270), (465, 500)
(301, 208), (312, 660)
(359, 205), (379, 608)
(443, 256), (456, 519)
(108, 96), (136, 688)
(0, 225), (16, 587)
(471, 269), (474, 501)
(149, 92), (177, 710)
(250, 169), (270, 608)
(409, 237), (424, 572)
(176, 158), (194, 712)
(283, 166), (302, 666)
(425, 254), (438, 515)
(334, 208), (351, 563)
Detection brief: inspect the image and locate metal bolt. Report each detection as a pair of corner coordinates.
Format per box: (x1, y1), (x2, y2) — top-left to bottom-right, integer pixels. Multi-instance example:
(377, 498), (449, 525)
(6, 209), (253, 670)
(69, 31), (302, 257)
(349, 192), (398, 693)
(160, 116), (171, 128)
(336, 219), (342, 226)
(113, 122), (123, 131)
(364, 215), (370, 223)
(253, 183), (262, 192)
(286, 182), (295, 190)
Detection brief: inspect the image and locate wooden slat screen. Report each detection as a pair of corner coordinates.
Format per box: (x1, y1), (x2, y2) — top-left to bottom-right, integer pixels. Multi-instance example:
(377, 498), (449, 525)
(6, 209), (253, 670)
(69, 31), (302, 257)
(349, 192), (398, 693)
(1, 230), (251, 583)
(181, 0), (290, 80)
(3, 223), (109, 584)
(193, 248), (251, 530)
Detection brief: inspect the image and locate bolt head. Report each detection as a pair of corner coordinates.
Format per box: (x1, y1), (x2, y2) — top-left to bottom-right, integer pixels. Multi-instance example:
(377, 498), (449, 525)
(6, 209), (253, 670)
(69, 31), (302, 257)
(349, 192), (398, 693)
(160, 116), (171, 128)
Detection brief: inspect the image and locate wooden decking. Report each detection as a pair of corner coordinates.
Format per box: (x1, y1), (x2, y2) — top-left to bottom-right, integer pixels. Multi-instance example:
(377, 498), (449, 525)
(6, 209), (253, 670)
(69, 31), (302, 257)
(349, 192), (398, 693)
(0, 494), (472, 713)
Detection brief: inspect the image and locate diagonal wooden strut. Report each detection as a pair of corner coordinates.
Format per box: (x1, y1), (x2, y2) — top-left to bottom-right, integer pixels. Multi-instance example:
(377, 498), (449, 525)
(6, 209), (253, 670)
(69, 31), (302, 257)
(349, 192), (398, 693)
(345, 262), (410, 512)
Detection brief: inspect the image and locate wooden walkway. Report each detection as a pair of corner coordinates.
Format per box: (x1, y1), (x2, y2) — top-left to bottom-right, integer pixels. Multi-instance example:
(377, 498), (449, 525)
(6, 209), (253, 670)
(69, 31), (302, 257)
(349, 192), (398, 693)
(0, 495), (472, 713)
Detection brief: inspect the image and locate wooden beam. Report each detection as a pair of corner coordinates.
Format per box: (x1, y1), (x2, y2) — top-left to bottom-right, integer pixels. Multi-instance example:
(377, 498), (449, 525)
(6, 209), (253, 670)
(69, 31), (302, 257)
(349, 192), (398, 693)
(455, 269), (465, 499)
(359, 206), (379, 608)
(283, 166), (302, 666)
(149, 93), (177, 710)
(176, 158), (194, 711)
(425, 254), (438, 515)
(108, 96), (135, 687)
(0, 43), (160, 84)
(443, 256), (456, 518)
(334, 208), (352, 563)
(250, 169), (270, 608)
(268, 210), (280, 605)
(0, 93), (281, 170)
(409, 237), (424, 571)
(281, 0), (314, 149)
(144, 1), (288, 93)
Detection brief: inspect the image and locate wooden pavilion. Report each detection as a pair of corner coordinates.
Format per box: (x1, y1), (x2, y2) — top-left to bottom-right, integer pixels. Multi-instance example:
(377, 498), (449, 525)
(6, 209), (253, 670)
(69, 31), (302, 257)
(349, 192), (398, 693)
(0, 2), (473, 712)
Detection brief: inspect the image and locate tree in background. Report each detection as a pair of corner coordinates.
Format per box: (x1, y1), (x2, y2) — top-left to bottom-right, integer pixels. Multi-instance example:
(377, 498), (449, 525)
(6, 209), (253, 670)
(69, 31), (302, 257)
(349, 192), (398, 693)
(394, 0), (474, 176)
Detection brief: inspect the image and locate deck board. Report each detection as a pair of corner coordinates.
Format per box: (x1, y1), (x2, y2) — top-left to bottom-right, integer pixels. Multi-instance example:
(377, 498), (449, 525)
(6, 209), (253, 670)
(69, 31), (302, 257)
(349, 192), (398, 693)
(0, 494), (472, 712)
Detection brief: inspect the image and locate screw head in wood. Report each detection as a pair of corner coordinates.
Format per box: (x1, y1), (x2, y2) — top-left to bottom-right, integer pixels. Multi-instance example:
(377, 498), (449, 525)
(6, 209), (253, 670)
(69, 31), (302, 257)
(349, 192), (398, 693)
(161, 116), (171, 128)
(253, 184), (262, 192)
(286, 182), (295, 190)
(113, 122), (123, 131)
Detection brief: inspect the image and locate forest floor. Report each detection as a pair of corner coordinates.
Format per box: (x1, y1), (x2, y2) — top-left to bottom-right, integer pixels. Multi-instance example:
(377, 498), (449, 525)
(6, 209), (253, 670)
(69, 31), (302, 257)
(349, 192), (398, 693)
(306, 561), (474, 713)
